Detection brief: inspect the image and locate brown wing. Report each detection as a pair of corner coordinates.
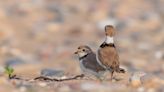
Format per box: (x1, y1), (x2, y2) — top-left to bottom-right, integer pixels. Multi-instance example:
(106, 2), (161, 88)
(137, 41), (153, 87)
(82, 53), (106, 72)
(98, 47), (120, 69)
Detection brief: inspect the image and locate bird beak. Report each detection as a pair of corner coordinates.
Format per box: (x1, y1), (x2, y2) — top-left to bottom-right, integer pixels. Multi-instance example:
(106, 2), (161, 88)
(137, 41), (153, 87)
(74, 51), (78, 54)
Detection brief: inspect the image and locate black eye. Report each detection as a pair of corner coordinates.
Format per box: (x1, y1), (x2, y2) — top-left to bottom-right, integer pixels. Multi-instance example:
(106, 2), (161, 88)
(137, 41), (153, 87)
(82, 49), (85, 51)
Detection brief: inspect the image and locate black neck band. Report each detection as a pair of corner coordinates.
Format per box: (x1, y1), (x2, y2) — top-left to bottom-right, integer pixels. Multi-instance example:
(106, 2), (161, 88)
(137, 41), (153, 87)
(79, 54), (88, 60)
(100, 43), (115, 48)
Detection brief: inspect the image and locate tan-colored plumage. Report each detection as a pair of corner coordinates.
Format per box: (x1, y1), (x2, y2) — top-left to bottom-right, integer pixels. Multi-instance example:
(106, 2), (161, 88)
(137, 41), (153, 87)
(98, 46), (120, 70)
(105, 25), (116, 36)
(97, 25), (125, 80)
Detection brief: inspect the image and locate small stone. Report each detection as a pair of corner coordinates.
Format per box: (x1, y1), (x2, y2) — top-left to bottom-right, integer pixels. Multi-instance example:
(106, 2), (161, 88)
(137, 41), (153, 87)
(38, 82), (47, 87)
(40, 68), (64, 78)
(81, 82), (96, 90)
(137, 87), (145, 92)
(154, 51), (163, 60)
(80, 82), (109, 91)
(129, 71), (146, 87)
(58, 85), (71, 92)
(5, 57), (26, 67)
(60, 76), (67, 79)
(19, 86), (27, 92)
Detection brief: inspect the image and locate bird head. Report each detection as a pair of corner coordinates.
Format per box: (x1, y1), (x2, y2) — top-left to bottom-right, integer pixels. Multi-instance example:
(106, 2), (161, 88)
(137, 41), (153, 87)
(105, 25), (116, 37)
(74, 45), (92, 58)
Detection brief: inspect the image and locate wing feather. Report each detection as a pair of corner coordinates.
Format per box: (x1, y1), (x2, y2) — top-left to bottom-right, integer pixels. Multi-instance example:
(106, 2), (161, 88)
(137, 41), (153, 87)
(98, 47), (119, 69)
(82, 53), (105, 72)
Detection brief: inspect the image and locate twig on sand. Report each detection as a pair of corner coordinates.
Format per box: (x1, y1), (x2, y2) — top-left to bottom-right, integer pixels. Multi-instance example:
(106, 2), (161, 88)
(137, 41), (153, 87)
(9, 74), (85, 82)
(34, 74), (85, 82)
(9, 74), (22, 80)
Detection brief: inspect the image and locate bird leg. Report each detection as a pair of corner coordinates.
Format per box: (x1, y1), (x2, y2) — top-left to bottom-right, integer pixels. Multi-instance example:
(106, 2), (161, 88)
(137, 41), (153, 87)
(107, 68), (114, 81)
(111, 70), (114, 80)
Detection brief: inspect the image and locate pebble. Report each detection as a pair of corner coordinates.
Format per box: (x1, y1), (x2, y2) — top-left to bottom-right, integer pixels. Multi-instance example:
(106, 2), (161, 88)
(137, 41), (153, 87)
(40, 68), (64, 78)
(5, 57), (26, 67)
(37, 82), (47, 87)
(154, 51), (163, 60)
(137, 87), (145, 92)
(80, 82), (111, 91)
(58, 85), (72, 92)
(129, 71), (146, 87)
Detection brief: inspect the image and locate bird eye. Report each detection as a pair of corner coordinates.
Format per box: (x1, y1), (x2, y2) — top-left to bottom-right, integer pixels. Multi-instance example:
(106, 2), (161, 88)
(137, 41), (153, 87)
(82, 49), (85, 51)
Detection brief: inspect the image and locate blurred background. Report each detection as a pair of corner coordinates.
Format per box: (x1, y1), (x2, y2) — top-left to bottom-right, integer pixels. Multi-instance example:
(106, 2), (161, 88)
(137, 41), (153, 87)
(0, 0), (163, 92)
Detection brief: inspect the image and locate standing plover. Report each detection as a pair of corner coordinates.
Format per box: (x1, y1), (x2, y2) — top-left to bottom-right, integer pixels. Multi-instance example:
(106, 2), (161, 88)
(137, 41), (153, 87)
(96, 25), (125, 80)
(75, 45), (107, 80)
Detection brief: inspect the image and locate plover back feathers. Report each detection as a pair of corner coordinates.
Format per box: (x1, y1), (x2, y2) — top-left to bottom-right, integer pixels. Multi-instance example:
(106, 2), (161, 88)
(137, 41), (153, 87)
(81, 52), (106, 73)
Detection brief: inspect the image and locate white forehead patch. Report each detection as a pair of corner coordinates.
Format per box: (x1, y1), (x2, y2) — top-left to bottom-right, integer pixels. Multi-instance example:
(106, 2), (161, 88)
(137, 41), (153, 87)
(78, 52), (87, 58)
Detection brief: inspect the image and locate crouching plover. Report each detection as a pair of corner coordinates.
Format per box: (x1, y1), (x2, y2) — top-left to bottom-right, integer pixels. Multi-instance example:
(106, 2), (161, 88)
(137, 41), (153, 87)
(74, 45), (107, 80)
(96, 25), (125, 80)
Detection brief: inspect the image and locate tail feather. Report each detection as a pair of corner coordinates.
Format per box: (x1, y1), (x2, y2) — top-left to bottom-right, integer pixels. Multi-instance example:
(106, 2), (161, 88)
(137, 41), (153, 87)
(116, 68), (126, 73)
